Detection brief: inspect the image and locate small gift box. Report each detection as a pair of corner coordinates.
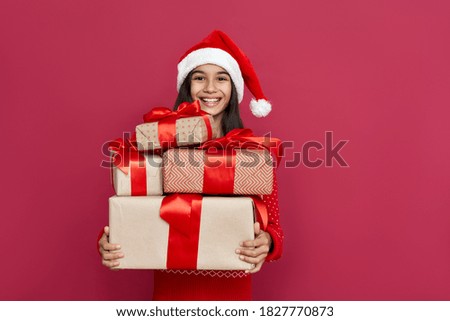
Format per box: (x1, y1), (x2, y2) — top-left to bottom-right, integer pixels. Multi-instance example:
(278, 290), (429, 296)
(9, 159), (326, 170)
(109, 139), (163, 196)
(135, 101), (217, 151)
(109, 194), (267, 270)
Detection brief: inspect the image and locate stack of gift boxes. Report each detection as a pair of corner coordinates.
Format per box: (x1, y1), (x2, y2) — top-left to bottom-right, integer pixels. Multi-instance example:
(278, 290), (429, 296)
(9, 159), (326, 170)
(108, 101), (280, 271)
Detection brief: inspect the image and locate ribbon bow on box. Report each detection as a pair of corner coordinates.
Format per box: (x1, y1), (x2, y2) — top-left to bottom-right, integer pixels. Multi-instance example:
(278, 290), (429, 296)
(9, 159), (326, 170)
(140, 100), (213, 150)
(199, 128), (283, 167)
(108, 138), (148, 195)
(194, 128), (283, 195)
(108, 138), (141, 175)
(143, 100), (208, 122)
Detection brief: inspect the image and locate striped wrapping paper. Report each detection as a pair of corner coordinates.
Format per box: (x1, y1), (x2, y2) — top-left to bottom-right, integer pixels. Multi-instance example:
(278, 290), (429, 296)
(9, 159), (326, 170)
(163, 148), (273, 195)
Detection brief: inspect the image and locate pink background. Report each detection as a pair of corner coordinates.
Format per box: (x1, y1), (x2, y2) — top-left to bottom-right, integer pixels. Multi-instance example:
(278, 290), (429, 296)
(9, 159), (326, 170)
(1, 0), (449, 300)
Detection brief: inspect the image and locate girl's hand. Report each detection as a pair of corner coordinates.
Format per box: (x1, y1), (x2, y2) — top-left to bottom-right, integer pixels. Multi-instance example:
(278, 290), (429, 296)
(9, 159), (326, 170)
(98, 226), (124, 269)
(236, 222), (272, 273)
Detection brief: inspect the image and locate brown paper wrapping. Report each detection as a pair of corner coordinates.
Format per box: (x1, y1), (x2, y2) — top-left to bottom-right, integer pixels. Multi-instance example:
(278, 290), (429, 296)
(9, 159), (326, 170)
(112, 154), (163, 196)
(135, 116), (216, 151)
(109, 196), (255, 270)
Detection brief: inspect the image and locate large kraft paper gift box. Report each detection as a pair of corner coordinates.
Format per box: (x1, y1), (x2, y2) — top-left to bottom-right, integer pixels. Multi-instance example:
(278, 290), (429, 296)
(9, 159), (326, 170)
(109, 195), (256, 270)
(109, 139), (163, 196)
(135, 101), (217, 151)
(163, 148), (273, 195)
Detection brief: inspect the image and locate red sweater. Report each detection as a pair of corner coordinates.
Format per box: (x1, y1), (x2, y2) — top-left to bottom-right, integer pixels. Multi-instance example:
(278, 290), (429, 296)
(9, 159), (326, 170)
(98, 171), (283, 300)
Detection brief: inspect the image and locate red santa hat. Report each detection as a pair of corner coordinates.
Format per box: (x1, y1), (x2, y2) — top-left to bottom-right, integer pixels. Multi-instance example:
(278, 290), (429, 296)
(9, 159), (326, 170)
(177, 30), (272, 117)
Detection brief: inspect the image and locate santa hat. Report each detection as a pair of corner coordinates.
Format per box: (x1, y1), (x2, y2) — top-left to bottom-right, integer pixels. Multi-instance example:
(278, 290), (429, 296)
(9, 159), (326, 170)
(177, 30), (271, 117)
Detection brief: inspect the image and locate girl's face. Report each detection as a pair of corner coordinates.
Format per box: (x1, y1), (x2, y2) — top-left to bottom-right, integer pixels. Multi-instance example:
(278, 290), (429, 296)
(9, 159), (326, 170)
(190, 64), (232, 120)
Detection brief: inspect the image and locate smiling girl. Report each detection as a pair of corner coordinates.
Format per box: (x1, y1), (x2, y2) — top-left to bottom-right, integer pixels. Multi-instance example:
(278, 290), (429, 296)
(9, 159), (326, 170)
(98, 30), (283, 300)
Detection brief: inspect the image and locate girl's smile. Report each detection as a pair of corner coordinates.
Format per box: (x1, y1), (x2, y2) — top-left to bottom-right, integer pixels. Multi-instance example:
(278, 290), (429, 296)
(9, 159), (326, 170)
(198, 97), (222, 107)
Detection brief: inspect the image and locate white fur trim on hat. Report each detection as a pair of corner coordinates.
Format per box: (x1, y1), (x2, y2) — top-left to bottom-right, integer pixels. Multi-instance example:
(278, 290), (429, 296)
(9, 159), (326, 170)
(177, 48), (244, 102)
(250, 98), (272, 117)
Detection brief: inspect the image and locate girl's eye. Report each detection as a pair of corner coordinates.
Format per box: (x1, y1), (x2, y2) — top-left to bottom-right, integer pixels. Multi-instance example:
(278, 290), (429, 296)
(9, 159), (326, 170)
(218, 77), (229, 81)
(192, 76), (205, 81)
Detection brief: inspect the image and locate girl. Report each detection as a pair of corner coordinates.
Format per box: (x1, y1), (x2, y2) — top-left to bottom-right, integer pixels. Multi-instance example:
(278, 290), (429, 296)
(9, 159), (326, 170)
(98, 30), (283, 300)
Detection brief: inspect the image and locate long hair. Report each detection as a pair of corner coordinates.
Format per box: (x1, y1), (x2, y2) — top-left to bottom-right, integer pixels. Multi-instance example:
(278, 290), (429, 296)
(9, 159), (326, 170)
(173, 70), (244, 135)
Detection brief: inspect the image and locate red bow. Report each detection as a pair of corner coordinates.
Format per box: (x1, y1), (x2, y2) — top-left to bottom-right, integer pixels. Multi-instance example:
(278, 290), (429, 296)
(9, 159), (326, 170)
(200, 128), (283, 166)
(108, 138), (140, 175)
(143, 100), (210, 123)
(142, 100), (213, 150)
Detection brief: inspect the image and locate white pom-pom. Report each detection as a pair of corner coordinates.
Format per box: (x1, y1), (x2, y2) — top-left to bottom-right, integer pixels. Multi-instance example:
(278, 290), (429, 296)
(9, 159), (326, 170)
(250, 98), (272, 117)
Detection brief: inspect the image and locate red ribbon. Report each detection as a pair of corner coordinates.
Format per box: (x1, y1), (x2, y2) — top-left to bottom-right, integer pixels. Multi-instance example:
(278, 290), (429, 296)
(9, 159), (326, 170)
(109, 138), (147, 196)
(198, 128), (283, 194)
(160, 194), (203, 269)
(250, 196), (268, 230)
(199, 128), (283, 167)
(159, 194), (269, 269)
(202, 149), (236, 194)
(142, 100), (213, 150)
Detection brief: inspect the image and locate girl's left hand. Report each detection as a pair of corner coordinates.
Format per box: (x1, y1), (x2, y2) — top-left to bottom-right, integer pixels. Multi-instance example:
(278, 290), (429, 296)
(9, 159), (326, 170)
(236, 222), (272, 273)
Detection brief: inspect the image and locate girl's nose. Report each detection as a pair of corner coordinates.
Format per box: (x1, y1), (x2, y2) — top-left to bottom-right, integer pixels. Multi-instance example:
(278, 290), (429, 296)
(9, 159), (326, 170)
(203, 80), (217, 93)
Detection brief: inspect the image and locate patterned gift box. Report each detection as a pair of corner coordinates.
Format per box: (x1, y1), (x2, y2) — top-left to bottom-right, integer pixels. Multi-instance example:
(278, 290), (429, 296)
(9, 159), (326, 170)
(135, 101), (217, 151)
(109, 195), (258, 270)
(163, 148), (273, 195)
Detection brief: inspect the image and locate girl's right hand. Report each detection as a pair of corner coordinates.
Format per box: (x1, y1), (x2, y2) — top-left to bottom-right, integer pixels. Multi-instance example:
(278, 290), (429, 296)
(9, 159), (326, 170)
(98, 226), (124, 269)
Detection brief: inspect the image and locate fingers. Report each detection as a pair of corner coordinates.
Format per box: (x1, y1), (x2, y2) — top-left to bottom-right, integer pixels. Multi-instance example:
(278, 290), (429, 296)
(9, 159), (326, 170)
(102, 251), (124, 261)
(102, 258), (122, 269)
(239, 253), (266, 274)
(100, 240), (121, 252)
(101, 248), (124, 269)
(98, 227), (121, 253)
(99, 241), (122, 257)
(98, 226), (123, 270)
(247, 261), (264, 274)
(237, 229), (271, 274)
(237, 246), (267, 274)
(236, 248), (268, 263)
(240, 233), (270, 248)
(254, 222), (260, 235)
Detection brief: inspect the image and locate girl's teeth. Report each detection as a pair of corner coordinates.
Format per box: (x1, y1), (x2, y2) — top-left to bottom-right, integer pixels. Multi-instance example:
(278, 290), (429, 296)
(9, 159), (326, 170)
(202, 98), (219, 102)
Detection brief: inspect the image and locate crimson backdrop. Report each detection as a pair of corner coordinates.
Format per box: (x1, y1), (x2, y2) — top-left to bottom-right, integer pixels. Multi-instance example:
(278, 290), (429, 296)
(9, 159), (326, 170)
(1, 0), (449, 300)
